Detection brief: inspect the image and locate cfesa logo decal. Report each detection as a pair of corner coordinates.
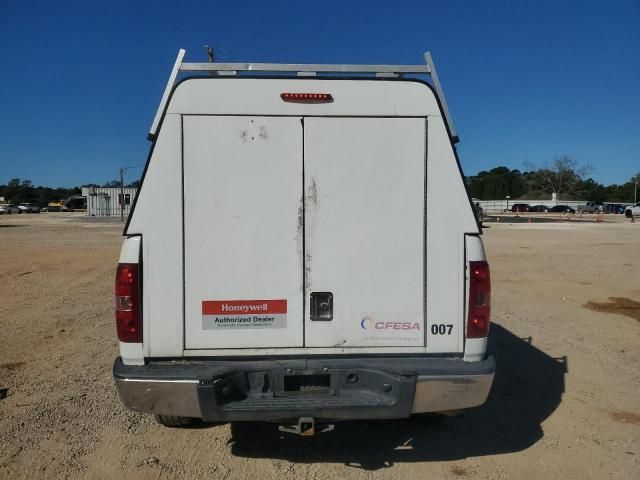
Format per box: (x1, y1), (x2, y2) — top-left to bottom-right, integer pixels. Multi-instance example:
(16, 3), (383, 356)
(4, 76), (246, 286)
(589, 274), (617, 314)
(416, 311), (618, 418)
(360, 316), (421, 330)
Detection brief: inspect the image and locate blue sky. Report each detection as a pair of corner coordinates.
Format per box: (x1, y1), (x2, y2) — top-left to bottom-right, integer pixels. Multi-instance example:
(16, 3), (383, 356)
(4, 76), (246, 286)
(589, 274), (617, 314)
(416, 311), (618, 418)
(0, 0), (638, 187)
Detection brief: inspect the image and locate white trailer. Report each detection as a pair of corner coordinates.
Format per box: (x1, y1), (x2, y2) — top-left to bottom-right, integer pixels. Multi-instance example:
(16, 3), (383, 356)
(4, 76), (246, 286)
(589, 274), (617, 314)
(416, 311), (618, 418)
(82, 187), (138, 217)
(113, 50), (494, 434)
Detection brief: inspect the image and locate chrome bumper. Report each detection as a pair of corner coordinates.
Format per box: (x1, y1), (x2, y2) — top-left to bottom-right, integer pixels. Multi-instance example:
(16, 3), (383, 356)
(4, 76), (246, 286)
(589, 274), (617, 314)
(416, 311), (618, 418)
(115, 377), (202, 418)
(114, 355), (495, 421)
(412, 372), (494, 413)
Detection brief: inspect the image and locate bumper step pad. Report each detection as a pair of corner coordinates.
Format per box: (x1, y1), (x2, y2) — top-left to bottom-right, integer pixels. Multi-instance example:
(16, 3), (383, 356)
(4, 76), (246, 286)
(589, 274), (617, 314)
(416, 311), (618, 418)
(197, 368), (416, 422)
(222, 392), (390, 411)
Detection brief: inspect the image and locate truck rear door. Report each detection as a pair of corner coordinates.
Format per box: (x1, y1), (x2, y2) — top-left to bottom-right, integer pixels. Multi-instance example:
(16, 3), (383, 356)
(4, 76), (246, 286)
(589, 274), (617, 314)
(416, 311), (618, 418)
(182, 115), (426, 351)
(303, 118), (426, 348)
(183, 116), (304, 349)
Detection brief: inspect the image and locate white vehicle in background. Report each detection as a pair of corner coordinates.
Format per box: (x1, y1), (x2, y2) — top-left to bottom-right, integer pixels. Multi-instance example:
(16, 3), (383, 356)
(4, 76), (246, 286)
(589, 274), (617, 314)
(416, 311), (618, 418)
(624, 202), (640, 218)
(0, 204), (20, 214)
(576, 201), (604, 214)
(112, 49), (494, 435)
(17, 203), (40, 213)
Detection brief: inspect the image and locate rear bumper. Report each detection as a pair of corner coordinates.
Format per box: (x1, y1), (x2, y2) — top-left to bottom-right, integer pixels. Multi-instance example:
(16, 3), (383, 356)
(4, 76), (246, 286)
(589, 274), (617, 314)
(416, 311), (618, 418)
(113, 355), (495, 422)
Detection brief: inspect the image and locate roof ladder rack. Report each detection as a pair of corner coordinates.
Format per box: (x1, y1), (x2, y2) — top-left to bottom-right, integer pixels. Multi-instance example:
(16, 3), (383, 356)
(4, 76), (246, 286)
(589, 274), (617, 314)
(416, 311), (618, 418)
(149, 49), (458, 143)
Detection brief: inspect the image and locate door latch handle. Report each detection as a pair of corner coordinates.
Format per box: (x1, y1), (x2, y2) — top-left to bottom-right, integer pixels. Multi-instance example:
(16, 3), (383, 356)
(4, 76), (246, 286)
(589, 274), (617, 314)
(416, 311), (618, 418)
(310, 292), (333, 321)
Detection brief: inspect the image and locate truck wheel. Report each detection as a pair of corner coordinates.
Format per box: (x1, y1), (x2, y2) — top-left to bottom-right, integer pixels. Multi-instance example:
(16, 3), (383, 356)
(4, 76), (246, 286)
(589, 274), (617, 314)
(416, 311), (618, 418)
(153, 415), (196, 427)
(626, 210), (633, 218)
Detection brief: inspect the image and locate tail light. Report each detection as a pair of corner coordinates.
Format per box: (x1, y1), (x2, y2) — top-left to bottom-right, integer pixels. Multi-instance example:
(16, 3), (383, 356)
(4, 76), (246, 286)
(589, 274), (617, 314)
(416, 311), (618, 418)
(467, 261), (491, 338)
(115, 263), (142, 342)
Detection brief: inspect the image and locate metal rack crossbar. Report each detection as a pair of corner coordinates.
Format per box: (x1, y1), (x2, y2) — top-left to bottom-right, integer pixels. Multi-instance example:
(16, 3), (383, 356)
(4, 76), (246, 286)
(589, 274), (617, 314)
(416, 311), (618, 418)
(149, 49), (457, 142)
(180, 62), (431, 74)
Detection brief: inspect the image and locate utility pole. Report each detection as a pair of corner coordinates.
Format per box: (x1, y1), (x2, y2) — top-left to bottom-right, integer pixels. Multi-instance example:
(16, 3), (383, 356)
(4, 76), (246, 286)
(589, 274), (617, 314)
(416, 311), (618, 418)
(205, 45), (215, 77)
(120, 168), (125, 222)
(118, 164), (144, 221)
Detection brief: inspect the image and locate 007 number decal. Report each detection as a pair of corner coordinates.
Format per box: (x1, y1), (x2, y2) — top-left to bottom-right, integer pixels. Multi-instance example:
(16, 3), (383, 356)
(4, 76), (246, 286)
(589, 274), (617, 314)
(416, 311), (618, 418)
(430, 324), (453, 335)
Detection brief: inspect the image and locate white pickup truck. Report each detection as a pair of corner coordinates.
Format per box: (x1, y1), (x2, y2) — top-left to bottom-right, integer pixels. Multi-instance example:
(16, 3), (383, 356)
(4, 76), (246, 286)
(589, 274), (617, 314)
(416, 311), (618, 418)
(113, 50), (495, 434)
(624, 202), (640, 218)
(577, 201), (605, 214)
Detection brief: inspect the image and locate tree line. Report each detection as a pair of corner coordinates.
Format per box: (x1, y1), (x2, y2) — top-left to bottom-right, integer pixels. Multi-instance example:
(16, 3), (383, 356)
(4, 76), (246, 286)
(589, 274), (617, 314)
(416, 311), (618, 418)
(2, 157), (638, 206)
(466, 156), (639, 202)
(0, 178), (141, 207)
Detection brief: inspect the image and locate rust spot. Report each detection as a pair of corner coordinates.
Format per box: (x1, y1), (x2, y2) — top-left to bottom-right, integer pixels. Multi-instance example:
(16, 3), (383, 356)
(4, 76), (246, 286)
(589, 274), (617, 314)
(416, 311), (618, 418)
(609, 411), (640, 425)
(305, 253), (312, 291)
(239, 130), (248, 142)
(307, 178), (318, 207)
(584, 297), (640, 322)
(297, 201), (303, 236)
(0, 361), (25, 372)
(297, 199), (304, 282)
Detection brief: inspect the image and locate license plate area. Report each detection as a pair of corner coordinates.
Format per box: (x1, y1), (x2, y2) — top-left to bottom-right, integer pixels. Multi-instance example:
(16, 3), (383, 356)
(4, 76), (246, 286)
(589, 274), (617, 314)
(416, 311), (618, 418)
(283, 374), (331, 395)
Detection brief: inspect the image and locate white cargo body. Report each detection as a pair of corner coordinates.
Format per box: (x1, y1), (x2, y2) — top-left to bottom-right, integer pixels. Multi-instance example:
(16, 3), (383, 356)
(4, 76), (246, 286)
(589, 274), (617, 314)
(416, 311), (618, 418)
(114, 51), (495, 430)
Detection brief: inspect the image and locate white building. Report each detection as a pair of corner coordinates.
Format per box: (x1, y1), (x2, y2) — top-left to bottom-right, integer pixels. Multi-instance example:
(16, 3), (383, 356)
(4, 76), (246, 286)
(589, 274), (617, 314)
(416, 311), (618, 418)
(82, 187), (138, 217)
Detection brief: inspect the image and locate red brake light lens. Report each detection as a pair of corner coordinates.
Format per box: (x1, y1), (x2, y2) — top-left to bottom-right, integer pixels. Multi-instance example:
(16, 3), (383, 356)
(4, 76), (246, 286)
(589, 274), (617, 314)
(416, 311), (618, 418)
(280, 93), (333, 103)
(115, 263), (142, 343)
(467, 261), (491, 339)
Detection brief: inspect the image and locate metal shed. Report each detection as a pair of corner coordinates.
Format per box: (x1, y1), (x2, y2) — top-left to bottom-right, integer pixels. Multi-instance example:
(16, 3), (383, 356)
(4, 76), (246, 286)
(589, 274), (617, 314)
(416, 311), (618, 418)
(82, 187), (138, 217)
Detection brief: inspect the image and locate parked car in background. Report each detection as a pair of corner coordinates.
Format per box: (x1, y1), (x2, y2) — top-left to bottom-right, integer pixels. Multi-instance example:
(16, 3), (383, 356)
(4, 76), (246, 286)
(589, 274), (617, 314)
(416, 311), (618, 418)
(0, 204), (20, 214)
(602, 203), (625, 214)
(549, 205), (575, 213)
(472, 198), (484, 225)
(17, 203), (41, 213)
(576, 201), (604, 213)
(528, 205), (549, 213)
(45, 202), (70, 212)
(511, 203), (530, 213)
(624, 202), (640, 218)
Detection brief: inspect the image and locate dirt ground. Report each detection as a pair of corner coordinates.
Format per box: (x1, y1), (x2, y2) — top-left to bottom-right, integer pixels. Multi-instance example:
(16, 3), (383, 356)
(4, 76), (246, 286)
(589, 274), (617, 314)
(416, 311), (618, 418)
(0, 213), (638, 479)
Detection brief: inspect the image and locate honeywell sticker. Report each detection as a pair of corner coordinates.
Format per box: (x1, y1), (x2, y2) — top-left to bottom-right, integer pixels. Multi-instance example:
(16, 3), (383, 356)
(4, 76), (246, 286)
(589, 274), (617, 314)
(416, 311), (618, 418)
(202, 300), (287, 330)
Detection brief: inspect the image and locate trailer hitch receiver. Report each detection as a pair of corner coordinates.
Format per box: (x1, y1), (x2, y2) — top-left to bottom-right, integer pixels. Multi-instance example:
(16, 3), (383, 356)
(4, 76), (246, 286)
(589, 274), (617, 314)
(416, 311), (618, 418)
(278, 417), (335, 436)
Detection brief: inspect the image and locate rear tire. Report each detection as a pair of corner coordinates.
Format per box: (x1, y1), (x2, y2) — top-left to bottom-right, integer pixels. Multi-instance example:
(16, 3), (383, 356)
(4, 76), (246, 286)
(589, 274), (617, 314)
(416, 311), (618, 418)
(153, 415), (196, 427)
(625, 210), (633, 218)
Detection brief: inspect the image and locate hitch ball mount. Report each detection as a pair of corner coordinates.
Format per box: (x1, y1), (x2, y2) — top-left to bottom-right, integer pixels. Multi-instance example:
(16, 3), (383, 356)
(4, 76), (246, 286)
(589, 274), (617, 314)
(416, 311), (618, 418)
(278, 417), (335, 436)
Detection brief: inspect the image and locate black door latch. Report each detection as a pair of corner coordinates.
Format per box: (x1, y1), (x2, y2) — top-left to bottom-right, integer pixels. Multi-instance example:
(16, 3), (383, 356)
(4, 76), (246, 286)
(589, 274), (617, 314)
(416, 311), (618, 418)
(310, 292), (333, 321)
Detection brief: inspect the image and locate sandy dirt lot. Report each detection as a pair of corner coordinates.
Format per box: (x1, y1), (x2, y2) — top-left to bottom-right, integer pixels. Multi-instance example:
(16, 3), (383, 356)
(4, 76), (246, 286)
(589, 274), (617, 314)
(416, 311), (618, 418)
(0, 213), (638, 479)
